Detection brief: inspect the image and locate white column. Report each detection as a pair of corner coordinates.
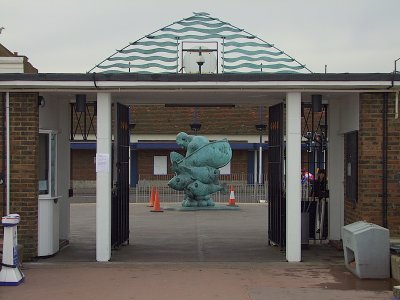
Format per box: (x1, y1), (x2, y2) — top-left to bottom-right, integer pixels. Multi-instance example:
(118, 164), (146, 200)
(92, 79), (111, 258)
(254, 151), (258, 184)
(327, 99), (344, 240)
(58, 99), (70, 241)
(96, 93), (112, 262)
(286, 92), (302, 262)
(258, 145), (263, 184)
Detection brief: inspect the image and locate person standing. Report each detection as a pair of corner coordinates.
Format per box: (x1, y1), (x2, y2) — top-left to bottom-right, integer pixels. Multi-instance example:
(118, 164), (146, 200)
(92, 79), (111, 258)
(311, 169), (328, 237)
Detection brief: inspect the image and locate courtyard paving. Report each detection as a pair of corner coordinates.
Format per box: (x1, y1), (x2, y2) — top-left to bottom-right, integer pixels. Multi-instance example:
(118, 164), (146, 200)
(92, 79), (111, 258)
(0, 202), (395, 299)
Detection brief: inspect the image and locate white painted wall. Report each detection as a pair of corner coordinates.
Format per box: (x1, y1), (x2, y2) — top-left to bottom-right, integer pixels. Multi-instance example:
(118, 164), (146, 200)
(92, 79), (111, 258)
(327, 93), (359, 240)
(339, 94), (359, 133)
(327, 99), (344, 240)
(0, 57), (24, 73)
(39, 97), (71, 241)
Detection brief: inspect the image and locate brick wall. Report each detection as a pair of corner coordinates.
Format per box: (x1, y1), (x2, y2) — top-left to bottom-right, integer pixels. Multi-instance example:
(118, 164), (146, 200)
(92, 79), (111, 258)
(72, 148), (254, 183)
(137, 150), (180, 175)
(72, 105), (319, 140)
(231, 150), (248, 174)
(131, 105), (268, 135)
(0, 93), (39, 260)
(71, 149), (96, 180)
(136, 149), (249, 176)
(345, 93), (400, 236)
(0, 94), (4, 218)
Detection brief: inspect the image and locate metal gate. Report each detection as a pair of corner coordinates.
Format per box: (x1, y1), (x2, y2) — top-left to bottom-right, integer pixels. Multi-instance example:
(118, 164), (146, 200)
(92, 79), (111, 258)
(301, 102), (329, 241)
(268, 103), (285, 247)
(111, 103), (130, 248)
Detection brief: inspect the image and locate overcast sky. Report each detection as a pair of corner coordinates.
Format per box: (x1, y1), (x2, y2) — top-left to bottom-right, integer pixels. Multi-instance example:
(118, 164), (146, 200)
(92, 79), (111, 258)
(1, 0), (399, 73)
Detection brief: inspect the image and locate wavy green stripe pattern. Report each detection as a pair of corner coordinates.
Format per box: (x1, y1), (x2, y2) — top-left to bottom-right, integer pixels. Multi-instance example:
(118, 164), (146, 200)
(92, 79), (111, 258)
(97, 62), (178, 70)
(274, 70), (302, 74)
(223, 56), (294, 63)
(133, 41), (178, 47)
(108, 56), (178, 63)
(119, 47), (177, 55)
(224, 63), (304, 70)
(184, 16), (218, 22)
(98, 70), (173, 74)
(176, 20), (227, 28)
(161, 26), (242, 34)
(223, 48), (283, 56)
(223, 41), (273, 48)
(225, 70), (300, 74)
(90, 13), (310, 74)
(148, 33), (254, 40)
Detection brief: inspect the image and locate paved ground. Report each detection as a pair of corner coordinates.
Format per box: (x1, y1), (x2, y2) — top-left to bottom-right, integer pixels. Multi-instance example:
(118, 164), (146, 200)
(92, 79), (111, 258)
(0, 202), (396, 299)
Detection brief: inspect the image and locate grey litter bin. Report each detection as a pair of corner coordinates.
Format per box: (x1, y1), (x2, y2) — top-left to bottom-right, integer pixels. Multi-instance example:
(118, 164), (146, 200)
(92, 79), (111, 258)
(342, 221), (390, 279)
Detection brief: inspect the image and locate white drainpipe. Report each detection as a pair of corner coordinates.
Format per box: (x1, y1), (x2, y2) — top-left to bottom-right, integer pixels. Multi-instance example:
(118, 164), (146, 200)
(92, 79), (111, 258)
(6, 92), (10, 215)
(254, 151), (258, 184)
(258, 145), (262, 184)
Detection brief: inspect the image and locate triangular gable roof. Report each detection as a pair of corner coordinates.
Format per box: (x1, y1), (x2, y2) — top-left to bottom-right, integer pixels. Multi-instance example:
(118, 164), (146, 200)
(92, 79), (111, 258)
(89, 12), (311, 74)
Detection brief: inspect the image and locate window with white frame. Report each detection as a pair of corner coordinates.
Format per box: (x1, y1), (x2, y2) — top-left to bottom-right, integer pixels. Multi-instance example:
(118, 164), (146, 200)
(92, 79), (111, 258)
(153, 156), (168, 175)
(219, 162), (231, 175)
(39, 131), (57, 197)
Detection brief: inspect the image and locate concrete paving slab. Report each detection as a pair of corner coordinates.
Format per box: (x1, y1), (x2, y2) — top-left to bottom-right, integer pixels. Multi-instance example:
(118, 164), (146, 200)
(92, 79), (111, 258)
(0, 262), (394, 300)
(40, 203), (345, 264)
(45, 203), (287, 263)
(1, 202), (395, 299)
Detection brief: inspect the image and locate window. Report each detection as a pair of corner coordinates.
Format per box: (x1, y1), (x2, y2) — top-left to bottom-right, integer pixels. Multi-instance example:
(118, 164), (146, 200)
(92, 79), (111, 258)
(39, 131), (57, 197)
(153, 156), (167, 175)
(219, 162), (231, 175)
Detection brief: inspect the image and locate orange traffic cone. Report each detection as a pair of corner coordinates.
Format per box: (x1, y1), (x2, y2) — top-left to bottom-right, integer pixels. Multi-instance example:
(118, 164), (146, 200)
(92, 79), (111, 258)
(147, 187), (155, 207)
(227, 186), (238, 207)
(151, 188), (164, 212)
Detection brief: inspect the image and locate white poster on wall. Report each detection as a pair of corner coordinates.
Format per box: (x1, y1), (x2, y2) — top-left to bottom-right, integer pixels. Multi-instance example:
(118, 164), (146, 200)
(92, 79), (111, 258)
(96, 153), (110, 173)
(219, 162), (231, 175)
(154, 156), (168, 175)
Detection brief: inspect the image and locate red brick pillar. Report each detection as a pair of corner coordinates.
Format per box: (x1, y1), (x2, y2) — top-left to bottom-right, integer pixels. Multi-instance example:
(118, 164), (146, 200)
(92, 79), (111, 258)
(0, 94), (5, 220)
(8, 93), (39, 260)
(346, 93), (400, 236)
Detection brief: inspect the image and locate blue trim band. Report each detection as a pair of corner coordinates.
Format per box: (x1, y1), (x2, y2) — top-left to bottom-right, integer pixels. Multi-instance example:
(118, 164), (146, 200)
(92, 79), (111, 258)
(2, 223), (18, 227)
(70, 142), (96, 150)
(0, 277), (24, 286)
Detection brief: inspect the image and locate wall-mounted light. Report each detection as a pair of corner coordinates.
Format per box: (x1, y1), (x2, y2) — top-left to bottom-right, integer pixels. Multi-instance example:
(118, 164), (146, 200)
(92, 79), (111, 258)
(312, 95), (322, 112)
(255, 124), (267, 131)
(75, 94), (86, 113)
(38, 95), (45, 108)
(190, 123), (202, 132)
